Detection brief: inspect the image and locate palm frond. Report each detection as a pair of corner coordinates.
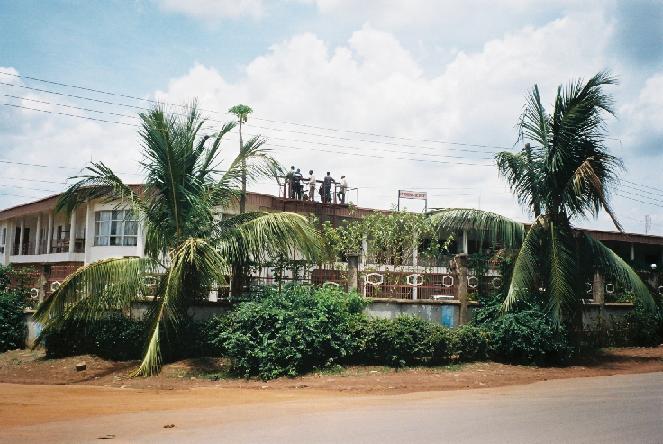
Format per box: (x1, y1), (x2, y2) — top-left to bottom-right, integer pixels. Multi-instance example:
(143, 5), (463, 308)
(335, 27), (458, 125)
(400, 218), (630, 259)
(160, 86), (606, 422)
(547, 222), (576, 322)
(582, 233), (654, 308)
(133, 237), (229, 376)
(56, 162), (143, 215)
(503, 224), (543, 312)
(215, 212), (322, 264)
(429, 208), (524, 249)
(211, 136), (282, 207)
(34, 257), (156, 336)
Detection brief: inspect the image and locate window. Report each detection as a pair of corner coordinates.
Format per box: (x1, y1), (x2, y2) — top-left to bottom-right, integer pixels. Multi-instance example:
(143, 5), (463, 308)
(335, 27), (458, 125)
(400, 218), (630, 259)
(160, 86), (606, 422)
(0, 227), (5, 254)
(94, 210), (138, 246)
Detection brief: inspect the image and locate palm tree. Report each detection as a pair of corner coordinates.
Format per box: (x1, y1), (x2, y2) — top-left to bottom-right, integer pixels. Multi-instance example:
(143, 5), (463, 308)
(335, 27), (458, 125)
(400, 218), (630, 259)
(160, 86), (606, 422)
(34, 103), (321, 376)
(430, 71), (652, 322)
(228, 104), (253, 214)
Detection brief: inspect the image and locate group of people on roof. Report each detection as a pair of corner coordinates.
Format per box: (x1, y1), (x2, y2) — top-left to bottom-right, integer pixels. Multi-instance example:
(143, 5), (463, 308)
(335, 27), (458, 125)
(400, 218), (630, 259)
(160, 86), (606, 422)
(284, 167), (349, 204)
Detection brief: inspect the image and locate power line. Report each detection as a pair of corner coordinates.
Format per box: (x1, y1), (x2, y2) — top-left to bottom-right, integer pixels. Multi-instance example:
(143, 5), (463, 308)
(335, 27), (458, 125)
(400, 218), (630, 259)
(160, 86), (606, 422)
(615, 193), (663, 209)
(621, 179), (663, 197)
(3, 71), (661, 199)
(0, 70), (515, 151)
(3, 102), (495, 168)
(2, 82), (501, 158)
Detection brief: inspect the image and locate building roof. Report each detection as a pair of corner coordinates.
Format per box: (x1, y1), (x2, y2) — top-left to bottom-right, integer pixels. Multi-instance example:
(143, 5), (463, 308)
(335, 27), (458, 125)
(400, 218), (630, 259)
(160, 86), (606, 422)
(1, 189), (662, 246)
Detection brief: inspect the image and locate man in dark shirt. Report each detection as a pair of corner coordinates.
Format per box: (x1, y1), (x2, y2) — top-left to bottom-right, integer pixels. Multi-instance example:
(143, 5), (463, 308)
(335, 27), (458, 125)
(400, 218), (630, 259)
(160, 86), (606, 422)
(285, 166), (296, 198)
(322, 172), (335, 203)
(293, 168), (303, 200)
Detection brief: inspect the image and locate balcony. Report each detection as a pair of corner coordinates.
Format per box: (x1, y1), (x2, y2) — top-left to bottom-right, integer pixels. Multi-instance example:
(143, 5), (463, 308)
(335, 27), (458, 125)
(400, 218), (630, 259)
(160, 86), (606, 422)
(10, 238), (86, 263)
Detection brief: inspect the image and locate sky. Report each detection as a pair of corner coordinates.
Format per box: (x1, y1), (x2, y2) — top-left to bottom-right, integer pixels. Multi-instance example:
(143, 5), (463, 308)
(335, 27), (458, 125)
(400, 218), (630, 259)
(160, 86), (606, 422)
(0, 0), (662, 235)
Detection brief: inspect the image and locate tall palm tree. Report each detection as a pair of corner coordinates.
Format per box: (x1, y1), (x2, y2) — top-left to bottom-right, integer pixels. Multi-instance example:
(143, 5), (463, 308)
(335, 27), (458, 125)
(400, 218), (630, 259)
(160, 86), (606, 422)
(228, 104), (253, 214)
(35, 103), (321, 376)
(430, 71), (652, 322)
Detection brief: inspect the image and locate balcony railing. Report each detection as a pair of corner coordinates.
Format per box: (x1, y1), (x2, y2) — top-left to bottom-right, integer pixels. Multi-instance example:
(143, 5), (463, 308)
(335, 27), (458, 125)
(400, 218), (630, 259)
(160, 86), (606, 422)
(11, 239), (86, 255)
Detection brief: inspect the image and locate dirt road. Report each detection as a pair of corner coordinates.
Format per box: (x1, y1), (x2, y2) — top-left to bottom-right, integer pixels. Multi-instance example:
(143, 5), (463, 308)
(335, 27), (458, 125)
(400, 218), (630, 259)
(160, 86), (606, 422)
(2, 372), (662, 443)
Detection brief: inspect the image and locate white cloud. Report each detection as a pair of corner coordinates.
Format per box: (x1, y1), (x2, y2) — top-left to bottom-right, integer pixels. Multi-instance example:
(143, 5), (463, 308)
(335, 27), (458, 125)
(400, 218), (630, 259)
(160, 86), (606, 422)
(0, 66), (140, 208)
(153, 13), (614, 224)
(2, 7), (660, 234)
(156, 0), (264, 21)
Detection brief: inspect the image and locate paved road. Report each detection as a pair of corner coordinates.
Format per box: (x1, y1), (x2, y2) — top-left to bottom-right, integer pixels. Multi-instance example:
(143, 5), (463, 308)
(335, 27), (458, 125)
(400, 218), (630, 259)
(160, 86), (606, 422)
(4, 372), (663, 443)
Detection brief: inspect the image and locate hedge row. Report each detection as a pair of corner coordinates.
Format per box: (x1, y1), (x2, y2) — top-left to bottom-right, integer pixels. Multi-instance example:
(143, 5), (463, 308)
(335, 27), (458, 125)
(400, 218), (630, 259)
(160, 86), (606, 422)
(34, 285), (662, 380)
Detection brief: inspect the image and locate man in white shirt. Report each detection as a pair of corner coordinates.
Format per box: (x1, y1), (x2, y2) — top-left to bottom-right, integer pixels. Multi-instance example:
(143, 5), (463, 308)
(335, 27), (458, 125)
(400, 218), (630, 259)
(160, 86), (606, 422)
(337, 175), (348, 204)
(307, 170), (316, 202)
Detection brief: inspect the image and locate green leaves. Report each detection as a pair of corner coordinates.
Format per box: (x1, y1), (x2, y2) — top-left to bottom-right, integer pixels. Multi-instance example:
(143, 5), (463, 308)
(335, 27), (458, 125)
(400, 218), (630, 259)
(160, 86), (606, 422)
(39, 103), (323, 376)
(429, 208), (525, 250)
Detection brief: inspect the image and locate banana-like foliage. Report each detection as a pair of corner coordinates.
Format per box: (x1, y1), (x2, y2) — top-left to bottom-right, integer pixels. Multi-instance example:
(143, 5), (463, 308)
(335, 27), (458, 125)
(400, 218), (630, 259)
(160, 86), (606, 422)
(35, 103), (322, 376)
(431, 72), (652, 322)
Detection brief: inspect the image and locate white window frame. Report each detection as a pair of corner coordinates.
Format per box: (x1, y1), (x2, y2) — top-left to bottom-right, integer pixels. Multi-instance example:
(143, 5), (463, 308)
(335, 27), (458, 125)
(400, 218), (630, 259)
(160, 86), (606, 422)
(94, 210), (138, 247)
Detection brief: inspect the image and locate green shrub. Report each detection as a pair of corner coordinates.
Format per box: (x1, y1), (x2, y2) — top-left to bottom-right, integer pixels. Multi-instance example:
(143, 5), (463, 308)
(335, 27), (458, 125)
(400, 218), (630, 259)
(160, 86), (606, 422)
(622, 299), (663, 346)
(214, 285), (367, 380)
(350, 315), (454, 367)
(41, 313), (216, 361)
(0, 291), (26, 352)
(449, 325), (489, 362)
(485, 311), (573, 365)
(42, 314), (146, 360)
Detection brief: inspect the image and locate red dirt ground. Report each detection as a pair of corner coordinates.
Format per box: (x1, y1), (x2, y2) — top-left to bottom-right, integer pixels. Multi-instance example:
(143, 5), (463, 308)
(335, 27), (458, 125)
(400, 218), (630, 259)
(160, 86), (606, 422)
(1, 346), (662, 393)
(1, 347), (662, 429)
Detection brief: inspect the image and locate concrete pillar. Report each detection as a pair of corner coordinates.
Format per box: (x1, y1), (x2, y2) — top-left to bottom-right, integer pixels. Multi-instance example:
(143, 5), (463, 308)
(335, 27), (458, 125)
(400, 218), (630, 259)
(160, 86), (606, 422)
(592, 272), (605, 304)
(461, 229), (468, 254)
(361, 235), (368, 266)
(18, 218), (24, 256)
(346, 254), (359, 293)
(84, 202), (95, 265)
(454, 253), (470, 325)
(412, 243), (418, 300)
(630, 243), (635, 262)
(46, 211), (53, 254)
(34, 213), (41, 255)
(68, 210), (77, 254)
(2, 220), (13, 264)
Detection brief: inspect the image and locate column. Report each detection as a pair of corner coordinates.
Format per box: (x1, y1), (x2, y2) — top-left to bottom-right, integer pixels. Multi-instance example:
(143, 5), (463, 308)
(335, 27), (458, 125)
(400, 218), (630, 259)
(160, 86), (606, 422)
(454, 253), (470, 325)
(18, 218), (24, 256)
(84, 202), (95, 264)
(592, 272), (605, 305)
(68, 210), (77, 254)
(34, 213), (42, 255)
(630, 243), (635, 262)
(412, 243), (418, 300)
(361, 235), (368, 266)
(2, 220), (13, 264)
(346, 254), (359, 292)
(46, 211), (53, 254)
(461, 229), (468, 254)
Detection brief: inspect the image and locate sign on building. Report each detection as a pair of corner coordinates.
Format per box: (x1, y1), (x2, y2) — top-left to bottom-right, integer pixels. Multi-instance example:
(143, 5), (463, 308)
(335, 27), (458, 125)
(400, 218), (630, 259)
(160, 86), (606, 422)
(397, 190), (428, 212)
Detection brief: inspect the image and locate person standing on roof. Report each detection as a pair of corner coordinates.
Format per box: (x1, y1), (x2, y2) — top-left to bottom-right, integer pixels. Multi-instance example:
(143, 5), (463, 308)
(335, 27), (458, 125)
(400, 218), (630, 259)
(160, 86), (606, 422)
(322, 172), (335, 204)
(285, 166), (295, 198)
(307, 170), (316, 202)
(293, 168), (304, 200)
(337, 175), (348, 204)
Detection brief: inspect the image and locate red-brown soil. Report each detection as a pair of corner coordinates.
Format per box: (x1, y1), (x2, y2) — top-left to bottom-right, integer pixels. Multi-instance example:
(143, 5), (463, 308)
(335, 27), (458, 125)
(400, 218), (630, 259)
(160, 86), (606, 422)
(1, 347), (662, 429)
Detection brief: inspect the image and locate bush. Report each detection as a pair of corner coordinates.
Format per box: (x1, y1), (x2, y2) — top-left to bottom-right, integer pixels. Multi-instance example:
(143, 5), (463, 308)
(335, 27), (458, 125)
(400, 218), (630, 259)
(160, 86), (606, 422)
(485, 311), (573, 365)
(214, 285), (367, 380)
(0, 291), (26, 352)
(42, 313), (216, 361)
(622, 299), (663, 347)
(42, 314), (146, 360)
(353, 315), (443, 367)
(449, 325), (489, 362)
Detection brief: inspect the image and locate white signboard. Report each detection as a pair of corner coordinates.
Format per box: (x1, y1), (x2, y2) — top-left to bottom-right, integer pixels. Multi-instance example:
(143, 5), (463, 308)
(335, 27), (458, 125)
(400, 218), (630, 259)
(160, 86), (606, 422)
(398, 190), (427, 200)
(397, 190), (428, 212)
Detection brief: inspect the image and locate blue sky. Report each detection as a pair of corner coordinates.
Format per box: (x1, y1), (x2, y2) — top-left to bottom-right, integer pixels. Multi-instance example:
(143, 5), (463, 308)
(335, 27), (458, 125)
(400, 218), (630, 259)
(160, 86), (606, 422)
(1, 0), (662, 234)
